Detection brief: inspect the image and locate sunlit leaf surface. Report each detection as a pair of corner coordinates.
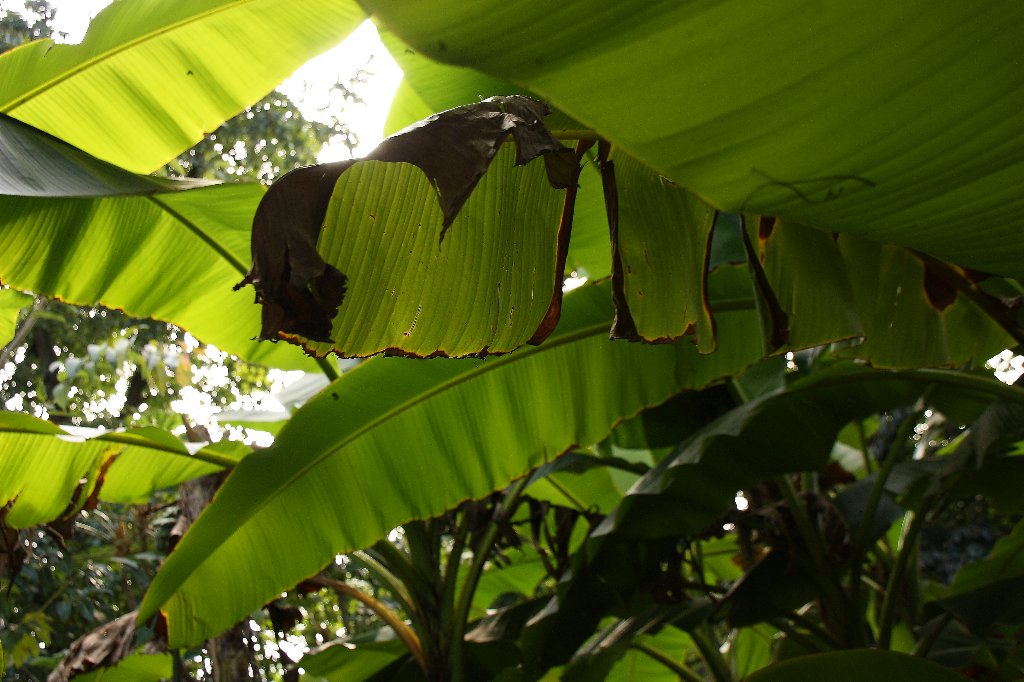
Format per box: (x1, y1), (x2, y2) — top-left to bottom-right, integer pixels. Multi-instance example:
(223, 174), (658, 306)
(140, 283), (764, 646)
(368, 2), (1024, 278)
(0, 413), (237, 528)
(0, 0), (366, 172)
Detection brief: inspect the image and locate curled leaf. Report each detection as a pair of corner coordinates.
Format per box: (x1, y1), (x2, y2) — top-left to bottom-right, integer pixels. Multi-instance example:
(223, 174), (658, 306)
(373, 94), (575, 237)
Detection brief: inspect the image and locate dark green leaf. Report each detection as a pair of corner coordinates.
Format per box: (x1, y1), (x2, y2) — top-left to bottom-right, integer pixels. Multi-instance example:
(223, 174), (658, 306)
(743, 649), (968, 681)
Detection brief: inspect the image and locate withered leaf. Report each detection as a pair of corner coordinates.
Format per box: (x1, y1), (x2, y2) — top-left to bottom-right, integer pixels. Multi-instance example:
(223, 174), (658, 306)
(235, 162), (351, 342)
(47, 610), (164, 682)
(373, 95), (574, 238)
(238, 95), (576, 348)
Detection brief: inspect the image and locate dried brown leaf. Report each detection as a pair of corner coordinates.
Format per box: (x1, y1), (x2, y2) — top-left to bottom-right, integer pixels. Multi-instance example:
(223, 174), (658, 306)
(238, 95), (574, 348)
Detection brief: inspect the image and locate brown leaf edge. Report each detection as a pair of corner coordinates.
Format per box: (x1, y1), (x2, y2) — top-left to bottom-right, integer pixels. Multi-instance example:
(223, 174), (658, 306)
(528, 139), (594, 346)
(237, 95), (577, 348)
(741, 215), (790, 353)
(601, 143), (719, 349)
(598, 142), (638, 340)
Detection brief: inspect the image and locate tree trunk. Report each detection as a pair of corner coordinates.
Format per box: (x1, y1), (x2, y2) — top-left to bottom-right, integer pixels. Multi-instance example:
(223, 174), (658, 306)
(172, 469), (258, 680)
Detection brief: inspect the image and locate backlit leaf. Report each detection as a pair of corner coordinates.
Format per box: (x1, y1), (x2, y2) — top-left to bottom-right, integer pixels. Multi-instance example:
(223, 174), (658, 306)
(0, 0), (366, 172)
(242, 97), (578, 357)
(367, 2), (1024, 279)
(604, 148), (716, 348)
(139, 282), (764, 646)
(0, 413), (237, 528)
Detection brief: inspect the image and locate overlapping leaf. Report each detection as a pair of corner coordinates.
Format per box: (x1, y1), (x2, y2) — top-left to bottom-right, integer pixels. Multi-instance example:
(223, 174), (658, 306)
(377, 26), (612, 280)
(0, 184), (312, 369)
(138, 282), (764, 646)
(519, 366), (1024, 667)
(734, 220), (1013, 363)
(367, 2), (1024, 280)
(834, 236), (1016, 367)
(603, 148), (717, 348)
(241, 96), (579, 357)
(0, 412), (241, 528)
(0, 0), (366, 173)
(746, 219), (863, 354)
(744, 650), (968, 681)
(373, 19), (1017, 361)
(0, 114), (312, 369)
(0, 113), (209, 197)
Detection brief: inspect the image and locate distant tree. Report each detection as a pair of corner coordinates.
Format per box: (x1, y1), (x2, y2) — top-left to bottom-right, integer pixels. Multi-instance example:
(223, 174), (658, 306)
(163, 82), (363, 183)
(0, 0), (61, 51)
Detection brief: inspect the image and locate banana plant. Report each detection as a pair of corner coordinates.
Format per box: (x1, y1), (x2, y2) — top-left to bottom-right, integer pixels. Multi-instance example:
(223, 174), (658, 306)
(0, 1), (1023, 679)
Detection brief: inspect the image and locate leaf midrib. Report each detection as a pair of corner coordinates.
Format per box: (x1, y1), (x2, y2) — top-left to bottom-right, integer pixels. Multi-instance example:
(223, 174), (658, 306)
(145, 316), (612, 619)
(147, 194), (249, 275)
(247, 317), (612, 514)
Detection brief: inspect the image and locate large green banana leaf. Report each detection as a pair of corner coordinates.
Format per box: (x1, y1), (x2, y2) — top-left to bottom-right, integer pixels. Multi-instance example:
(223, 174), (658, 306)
(366, 2), (1024, 280)
(0, 114), (312, 369)
(371, 17), (1017, 359)
(0, 412), (241, 528)
(377, 27), (613, 280)
(743, 650), (968, 682)
(0, 112), (209, 196)
(138, 282), (765, 646)
(0, 0), (365, 173)
(0, 185), (313, 369)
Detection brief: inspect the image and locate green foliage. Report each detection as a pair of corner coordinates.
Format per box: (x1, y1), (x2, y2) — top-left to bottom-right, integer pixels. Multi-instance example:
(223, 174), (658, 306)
(1, 1), (1024, 681)
(162, 87), (360, 183)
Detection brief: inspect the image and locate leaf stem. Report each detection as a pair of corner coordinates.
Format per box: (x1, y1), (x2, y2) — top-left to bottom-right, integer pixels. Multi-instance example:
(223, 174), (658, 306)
(848, 399), (926, 645)
(774, 475), (848, 636)
(628, 641), (705, 682)
(545, 475), (589, 512)
(366, 539), (434, 629)
(785, 609), (842, 649)
(450, 476), (530, 682)
(878, 499), (933, 648)
(350, 549), (416, 616)
(311, 574), (428, 674)
(911, 612), (953, 657)
(768, 618), (824, 653)
(691, 625), (733, 682)
(315, 356), (340, 382)
(856, 419), (875, 475)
